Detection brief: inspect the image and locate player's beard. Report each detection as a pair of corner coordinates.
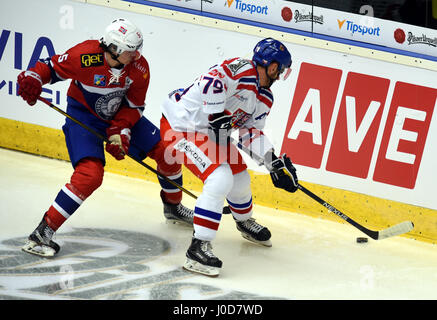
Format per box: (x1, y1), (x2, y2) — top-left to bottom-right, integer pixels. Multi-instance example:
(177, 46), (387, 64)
(262, 76), (276, 89)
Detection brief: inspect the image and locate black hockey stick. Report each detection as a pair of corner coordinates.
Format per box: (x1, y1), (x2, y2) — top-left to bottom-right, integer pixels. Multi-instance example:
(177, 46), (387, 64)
(230, 137), (414, 240)
(37, 96), (199, 200)
(296, 184), (414, 240)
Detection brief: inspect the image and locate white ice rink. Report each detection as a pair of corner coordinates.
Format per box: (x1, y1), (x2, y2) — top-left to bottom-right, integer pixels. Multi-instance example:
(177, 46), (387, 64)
(1, 147), (436, 300)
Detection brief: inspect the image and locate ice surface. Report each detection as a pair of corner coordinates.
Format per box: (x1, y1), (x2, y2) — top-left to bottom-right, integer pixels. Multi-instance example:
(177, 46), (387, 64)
(1, 148), (436, 300)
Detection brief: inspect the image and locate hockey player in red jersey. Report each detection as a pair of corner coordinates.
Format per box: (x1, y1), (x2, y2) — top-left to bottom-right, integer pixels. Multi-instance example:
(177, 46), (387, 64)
(160, 38), (299, 276)
(17, 18), (194, 257)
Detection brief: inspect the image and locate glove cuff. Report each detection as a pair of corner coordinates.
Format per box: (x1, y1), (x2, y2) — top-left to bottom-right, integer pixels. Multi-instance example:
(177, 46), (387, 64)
(120, 128), (131, 140)
(106, 120), (131, 138)
(264, 151), (278, 172)
(24, 71), (42, 85)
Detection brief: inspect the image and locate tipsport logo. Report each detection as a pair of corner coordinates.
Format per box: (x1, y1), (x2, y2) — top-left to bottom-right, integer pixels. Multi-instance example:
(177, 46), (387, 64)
(337, 19), (381, 37)
(225, 0), (268, 16)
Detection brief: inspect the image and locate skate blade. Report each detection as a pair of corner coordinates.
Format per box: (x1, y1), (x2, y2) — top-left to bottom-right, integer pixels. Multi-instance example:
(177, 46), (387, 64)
(241, 233), (272, 247)
(165, 219), (193, 228)
(22, 240), (57, 258)
(183, 258), (220, 277)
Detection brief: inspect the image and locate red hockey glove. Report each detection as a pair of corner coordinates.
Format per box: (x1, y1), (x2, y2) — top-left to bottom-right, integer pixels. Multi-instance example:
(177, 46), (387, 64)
(266, 152), (298, 193)
(105, 124), (131, 160)
(208, 111), (233, 145)
(17, 71), (43, 106)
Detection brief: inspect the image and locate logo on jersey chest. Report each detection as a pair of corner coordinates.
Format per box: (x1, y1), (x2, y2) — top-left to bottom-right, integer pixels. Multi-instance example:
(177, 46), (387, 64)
(108, 69), (125, 86)
(231, 108), (251, 128)
(93, 74), (106, 87)
(95, 90), (126, 120)
(81, 53), (104, 68)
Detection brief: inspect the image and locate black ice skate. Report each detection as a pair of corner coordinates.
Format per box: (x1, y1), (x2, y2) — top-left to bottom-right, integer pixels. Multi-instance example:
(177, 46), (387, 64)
(183, 238), (223, 277)
(235, 217), (272, 247)
(22, 216), (60, 257)
(161, 193), (194, 227)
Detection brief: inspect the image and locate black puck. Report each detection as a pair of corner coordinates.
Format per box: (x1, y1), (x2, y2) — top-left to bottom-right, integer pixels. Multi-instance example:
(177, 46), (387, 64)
(356, 237), (368, 243)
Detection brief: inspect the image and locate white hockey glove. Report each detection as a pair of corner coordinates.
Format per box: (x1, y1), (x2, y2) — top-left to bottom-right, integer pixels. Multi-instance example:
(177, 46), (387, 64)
(265, 151), (298, 193)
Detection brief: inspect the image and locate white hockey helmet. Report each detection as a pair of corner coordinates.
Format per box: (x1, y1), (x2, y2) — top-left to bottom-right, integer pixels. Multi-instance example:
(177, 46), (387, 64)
(101, 18), (143, 55)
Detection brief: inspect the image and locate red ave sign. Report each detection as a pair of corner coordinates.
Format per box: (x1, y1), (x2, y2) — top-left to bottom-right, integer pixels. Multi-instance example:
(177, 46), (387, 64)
(281, 62), (437, 189)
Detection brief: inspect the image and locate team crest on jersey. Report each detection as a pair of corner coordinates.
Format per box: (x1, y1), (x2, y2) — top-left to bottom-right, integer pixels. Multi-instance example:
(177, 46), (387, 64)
(227, 59), (251, 75)
(231, 108), (251, 128)
(93, 74), (106, 87)
(81, 53), (104, 68)
(94, 90), (126, 120)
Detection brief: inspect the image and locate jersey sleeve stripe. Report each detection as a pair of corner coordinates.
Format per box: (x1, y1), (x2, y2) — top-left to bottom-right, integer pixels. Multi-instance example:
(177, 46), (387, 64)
(236, 83), (258, 95)
(236, 84), (273, 108)
(238, 77), (258, 84)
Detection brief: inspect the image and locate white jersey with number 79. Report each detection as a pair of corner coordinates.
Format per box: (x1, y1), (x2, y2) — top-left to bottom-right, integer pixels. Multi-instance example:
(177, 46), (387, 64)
(162, 57), (275, 161)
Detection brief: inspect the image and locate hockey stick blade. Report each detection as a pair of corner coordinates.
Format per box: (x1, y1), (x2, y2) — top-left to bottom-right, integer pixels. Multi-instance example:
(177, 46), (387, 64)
(377, 221), (414, 240)
(298, 184), (414, 240)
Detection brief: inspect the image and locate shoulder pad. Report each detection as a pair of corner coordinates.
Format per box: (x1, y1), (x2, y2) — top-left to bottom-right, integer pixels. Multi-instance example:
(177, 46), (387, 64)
(221, 58), (257, 79)
(132, 57), (150, 80)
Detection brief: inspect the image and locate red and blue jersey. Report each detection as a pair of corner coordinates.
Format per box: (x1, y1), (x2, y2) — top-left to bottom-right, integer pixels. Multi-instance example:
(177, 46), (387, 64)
(31, 39), (150, 128)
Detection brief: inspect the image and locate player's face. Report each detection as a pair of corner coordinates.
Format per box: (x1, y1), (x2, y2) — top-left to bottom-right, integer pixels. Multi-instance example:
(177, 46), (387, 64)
(258, 63), (280, 88)
(261, 62), (291, 88)
(269, 63), (280, 83)
(117, 50), (141, 64)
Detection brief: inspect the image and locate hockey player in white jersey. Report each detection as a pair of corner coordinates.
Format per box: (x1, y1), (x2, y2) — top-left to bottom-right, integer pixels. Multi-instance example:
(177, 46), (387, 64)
(160, 38), (299, 276)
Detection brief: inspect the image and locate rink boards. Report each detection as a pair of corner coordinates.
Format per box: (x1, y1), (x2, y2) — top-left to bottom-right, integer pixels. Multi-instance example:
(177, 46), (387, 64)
(1, 0), (437, 243)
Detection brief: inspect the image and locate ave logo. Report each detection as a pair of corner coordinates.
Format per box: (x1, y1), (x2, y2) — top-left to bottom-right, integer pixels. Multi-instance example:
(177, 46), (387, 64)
(281, 63), (437, 189)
